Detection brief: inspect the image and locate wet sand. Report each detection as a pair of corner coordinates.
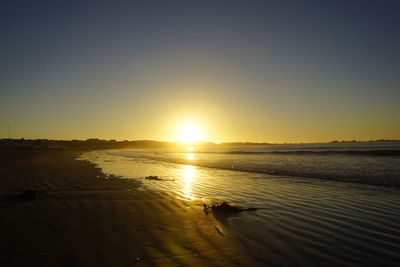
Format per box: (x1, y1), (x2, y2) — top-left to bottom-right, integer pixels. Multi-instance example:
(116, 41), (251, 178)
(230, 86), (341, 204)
(82, 149), (400, 266)
(0, 151), (258, 266)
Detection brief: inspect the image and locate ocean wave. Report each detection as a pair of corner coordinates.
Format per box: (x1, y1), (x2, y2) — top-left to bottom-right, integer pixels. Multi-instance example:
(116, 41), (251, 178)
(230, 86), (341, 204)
(139, 155), (400, 187)
(173, 150), (400, 157)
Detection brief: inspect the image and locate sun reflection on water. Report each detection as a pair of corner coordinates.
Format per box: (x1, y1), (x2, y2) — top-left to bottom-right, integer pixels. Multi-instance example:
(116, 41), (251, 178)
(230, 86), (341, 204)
(185, 153), (194, 160)
(182, 165), (196, 200)
(185, 146), (195, 161)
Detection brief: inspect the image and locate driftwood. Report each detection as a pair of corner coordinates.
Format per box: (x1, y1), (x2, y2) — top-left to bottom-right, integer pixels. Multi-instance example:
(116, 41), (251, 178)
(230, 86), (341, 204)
(203, 202), (258, 213)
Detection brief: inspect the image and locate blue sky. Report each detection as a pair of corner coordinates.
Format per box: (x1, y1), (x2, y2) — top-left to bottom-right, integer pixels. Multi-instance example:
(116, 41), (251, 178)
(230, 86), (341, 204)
(1, 0), (399, 142)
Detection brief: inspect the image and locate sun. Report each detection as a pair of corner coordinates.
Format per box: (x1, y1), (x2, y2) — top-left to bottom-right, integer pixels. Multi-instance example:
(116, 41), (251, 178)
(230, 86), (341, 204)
(177, 123), (203, 143)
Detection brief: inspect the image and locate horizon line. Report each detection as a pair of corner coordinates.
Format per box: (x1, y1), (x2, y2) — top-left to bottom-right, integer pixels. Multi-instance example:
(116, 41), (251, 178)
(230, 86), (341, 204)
(1, 137), (399, 146)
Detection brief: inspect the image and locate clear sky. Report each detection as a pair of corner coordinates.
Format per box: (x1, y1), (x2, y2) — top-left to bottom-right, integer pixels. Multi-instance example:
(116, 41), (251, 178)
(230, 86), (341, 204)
(1, 0), (399, 143)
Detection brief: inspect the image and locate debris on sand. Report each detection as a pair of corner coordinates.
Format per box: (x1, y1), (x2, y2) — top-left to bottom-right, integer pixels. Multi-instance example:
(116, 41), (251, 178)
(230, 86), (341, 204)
(146, 175), (162, 180)
(203, 202), (258, 213)
(132, 257), (141, 264)
(16, 190), (39, 201)
(214, 225), (224, 236)
(145, 176), (175, 181)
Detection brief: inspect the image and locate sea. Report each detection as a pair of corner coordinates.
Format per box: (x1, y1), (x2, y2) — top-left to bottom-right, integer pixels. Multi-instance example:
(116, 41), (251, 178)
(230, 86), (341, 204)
(80, 141), (400, 265)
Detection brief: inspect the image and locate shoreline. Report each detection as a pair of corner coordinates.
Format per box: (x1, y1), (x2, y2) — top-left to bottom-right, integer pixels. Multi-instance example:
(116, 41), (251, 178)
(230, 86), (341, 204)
(0, 150), (259, 266)
(82, 149), (400, 266)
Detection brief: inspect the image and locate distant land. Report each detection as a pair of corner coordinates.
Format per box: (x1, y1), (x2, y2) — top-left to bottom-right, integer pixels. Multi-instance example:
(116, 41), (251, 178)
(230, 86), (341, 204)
(0, 138), (399, 151)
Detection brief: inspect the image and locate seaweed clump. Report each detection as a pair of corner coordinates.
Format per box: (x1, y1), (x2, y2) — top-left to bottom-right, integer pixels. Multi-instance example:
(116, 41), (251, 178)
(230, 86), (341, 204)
(16, 190), (39, 201)
(145, 176), (175, 181)
(203, 202), (258, 213)
(145, 175), (162, 180)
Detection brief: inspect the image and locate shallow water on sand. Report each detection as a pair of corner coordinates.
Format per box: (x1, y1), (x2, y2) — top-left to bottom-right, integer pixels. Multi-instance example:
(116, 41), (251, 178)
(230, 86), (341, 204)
(81, 145), (400, 266)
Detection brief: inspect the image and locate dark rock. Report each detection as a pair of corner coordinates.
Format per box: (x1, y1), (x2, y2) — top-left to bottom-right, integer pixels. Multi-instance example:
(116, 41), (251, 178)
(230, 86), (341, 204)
(17, 190), (39, 201)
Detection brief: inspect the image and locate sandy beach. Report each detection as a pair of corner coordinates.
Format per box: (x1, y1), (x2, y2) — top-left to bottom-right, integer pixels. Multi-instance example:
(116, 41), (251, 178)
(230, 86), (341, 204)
(0, 151), (259, 266)
(81, 147), (400, 266)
